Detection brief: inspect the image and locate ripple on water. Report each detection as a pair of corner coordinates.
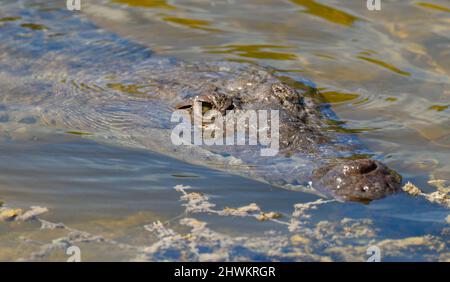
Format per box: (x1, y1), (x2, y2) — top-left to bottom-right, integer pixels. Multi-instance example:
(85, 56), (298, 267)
(356, 55), (411, 77)
(112, 0), (177, 10)
(0, 0), (449, 261)
(416, 2), (450, 13)
(162, 16), (221, 32)
(289, 0), (361, 27)
(205, 44), (298, 61)
(0, 17), (21, 22)
(20, 23), (48, 31)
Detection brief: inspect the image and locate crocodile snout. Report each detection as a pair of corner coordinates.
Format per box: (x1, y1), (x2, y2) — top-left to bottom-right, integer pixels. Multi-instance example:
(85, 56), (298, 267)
(312, 159), (402, 203)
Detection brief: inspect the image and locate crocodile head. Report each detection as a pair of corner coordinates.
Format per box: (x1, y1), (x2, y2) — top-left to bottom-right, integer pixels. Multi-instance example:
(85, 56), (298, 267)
(174, 78), (402, 203)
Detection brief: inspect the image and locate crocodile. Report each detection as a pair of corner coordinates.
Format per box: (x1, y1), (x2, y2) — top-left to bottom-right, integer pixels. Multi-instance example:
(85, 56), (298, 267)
(0, 0), (402, 203)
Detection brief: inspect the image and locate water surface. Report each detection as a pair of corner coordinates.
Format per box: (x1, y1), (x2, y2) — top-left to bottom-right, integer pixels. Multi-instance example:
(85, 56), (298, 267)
(0, 0), (449, 261)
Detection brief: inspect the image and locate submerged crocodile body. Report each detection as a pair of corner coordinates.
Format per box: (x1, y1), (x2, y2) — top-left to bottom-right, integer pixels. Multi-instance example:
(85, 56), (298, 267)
(0, 1), (401, 203)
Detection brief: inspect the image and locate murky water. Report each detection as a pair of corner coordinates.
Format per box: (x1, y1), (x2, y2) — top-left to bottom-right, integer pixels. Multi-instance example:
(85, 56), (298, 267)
(0, 0), (449, 261)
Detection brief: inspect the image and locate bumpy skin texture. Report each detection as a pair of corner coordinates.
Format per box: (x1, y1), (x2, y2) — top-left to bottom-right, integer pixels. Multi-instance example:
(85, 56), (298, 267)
(312, 159), (402, 202)
(176, 83), (402, 202)
(0, 1), (402, 203)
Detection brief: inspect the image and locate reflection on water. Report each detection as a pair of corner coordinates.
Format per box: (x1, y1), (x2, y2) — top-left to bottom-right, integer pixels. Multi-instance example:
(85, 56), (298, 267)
(20, 23), (48, 30)
(112, 0), (176, 9)
(107, 82), (150, 96)
(162, 16), (221, 32)
(356, 55), (411, 76)
(290, 0), (361, 26)
(320, 91), (360, 104)
(0, 17), (22, 22)
(1, 0), (450, 261)
(416, 2), (450, 13)
(205, 44), (298, 60)
(429, 104), (449, 112)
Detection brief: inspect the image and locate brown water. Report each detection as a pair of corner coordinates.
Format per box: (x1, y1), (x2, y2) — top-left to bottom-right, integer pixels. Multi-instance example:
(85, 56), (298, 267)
(0, 0), (449, 261)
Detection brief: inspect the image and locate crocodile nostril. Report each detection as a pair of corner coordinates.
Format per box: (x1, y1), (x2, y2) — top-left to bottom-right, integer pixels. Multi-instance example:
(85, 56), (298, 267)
(312, 158), (402, 203)
(359, 160), (378, 174)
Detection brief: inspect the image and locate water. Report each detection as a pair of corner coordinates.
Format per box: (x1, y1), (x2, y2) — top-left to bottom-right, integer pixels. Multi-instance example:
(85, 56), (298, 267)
(0, 0), (449, 261)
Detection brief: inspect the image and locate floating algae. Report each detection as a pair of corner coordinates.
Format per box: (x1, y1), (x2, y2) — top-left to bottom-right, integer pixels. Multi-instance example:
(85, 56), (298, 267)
(0, 205), (48, 222)
(154, 184), (450, 261)
(402, 179), (450, 208)
(2, 181), (450, 261)
(0, 208), (23, 221)
(174, 184), (282, 221)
